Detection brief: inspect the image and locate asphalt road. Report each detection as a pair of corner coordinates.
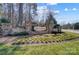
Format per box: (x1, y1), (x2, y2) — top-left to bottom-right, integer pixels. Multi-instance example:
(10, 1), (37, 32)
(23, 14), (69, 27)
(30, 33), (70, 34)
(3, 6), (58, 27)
(62, 29), (79, 34)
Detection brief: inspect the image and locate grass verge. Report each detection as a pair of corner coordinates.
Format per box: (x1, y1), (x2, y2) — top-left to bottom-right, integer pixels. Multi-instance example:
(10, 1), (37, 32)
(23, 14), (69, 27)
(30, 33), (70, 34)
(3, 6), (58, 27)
(0, 40), (79, 55)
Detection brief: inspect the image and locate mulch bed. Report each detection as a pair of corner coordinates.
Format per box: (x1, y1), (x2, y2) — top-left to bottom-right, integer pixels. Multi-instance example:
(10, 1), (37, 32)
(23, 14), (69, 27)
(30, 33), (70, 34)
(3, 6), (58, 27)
(12, 37), (79, 45)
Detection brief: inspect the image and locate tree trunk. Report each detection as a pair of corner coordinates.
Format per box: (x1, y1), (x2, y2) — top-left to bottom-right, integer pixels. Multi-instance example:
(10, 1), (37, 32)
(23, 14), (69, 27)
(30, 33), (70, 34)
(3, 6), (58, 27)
(18, 3), (23, 27)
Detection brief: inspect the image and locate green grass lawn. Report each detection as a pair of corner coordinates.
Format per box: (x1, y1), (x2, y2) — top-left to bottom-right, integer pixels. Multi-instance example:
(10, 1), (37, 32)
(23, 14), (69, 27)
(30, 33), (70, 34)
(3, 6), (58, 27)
(0, 40), (79, 55)
(0, 32), (79, 55)
(13, 32), (79, 44)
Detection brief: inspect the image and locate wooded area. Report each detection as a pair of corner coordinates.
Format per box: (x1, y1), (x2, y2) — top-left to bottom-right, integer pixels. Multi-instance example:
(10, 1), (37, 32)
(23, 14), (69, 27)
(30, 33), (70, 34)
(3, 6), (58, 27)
(0, 3), (61, 36)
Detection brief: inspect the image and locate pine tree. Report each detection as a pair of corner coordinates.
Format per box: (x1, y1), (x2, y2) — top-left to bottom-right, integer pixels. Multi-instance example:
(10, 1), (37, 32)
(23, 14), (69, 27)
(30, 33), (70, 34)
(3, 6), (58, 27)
(46, 10), (57, 33)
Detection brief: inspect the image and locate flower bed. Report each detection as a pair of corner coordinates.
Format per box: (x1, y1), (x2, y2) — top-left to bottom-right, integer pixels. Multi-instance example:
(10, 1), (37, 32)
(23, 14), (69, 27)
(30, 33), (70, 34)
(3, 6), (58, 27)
(12, 32), (79, 45)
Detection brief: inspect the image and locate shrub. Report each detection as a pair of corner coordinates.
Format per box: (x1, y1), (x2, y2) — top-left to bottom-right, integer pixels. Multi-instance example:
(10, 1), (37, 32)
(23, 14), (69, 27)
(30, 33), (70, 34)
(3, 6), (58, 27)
(0, 18), (10, 23)
(7, 32), (29, 36)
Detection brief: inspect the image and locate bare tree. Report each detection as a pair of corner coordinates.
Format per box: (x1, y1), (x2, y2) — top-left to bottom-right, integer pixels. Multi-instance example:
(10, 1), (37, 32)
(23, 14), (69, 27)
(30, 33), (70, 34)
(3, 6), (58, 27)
(0, 4), (2, 18)
(31, 3), (37, 31)
(7, 3), (15, 28)
(18, 3), (23, 27)
(1, 3), (37, 32)
(13, 4), (19, 27)
(7, 4), (11, 22)
(2, 4), (8, 19)
(24, 3), (37, 31)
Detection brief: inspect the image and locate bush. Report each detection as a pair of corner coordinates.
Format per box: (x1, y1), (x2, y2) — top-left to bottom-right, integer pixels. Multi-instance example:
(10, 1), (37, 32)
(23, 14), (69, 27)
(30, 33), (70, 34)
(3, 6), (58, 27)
(0, 18), (10, 23)
(7, 32), (29, 36)
(74, 22), (79, 29)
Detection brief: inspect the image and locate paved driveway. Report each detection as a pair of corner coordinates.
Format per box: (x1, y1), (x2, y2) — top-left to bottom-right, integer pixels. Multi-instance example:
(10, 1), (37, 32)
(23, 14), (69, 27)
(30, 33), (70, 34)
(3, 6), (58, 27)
(0, 36), (17, 44)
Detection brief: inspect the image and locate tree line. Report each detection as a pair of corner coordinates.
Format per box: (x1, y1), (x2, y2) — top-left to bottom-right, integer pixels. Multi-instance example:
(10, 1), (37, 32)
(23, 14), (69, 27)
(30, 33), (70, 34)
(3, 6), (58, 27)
(0, 3), (58, 34)
(62, 22), (79, 30)
(0, 3), (37, 28)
